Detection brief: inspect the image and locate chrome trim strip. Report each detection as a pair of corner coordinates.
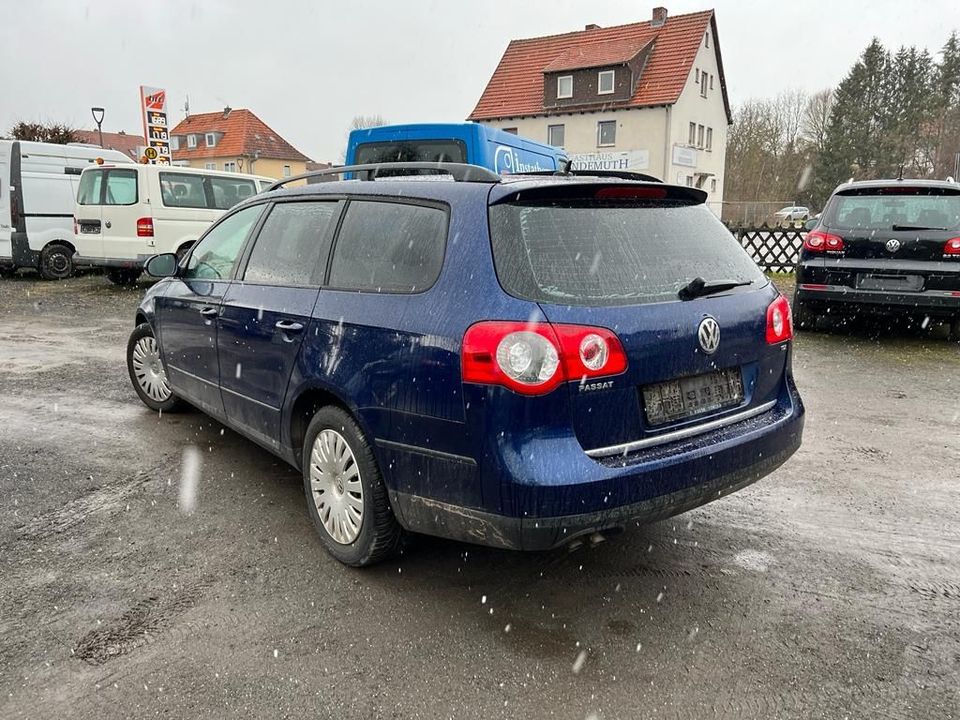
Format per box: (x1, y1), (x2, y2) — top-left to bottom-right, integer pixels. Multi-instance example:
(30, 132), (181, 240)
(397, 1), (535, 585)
(585, 399), (779, 458)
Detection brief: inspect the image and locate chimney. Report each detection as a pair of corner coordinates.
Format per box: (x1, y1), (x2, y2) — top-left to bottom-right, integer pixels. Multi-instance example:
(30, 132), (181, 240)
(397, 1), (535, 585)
(223, 105), (232, 118)
(651, 6), (667, 27)
(585, 23), (600, 30)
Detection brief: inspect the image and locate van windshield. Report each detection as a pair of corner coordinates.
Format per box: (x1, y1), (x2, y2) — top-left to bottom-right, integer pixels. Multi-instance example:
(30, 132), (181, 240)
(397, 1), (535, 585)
(355, 140), (467, 165)
(489, 198), (766, 307)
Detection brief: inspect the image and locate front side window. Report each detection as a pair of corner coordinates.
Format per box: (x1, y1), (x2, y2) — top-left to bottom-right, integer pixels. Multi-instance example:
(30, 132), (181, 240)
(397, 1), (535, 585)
(547, 124), (565, 148)
(104, 169), (138, 206)
(597, 120), (616, 147)
(598, 70), (615, 95)
(183, 204), (263, 280)
(243, 202), (338, 286)
(557, 75), (573, 99)
(77, 170), (104, 205)
(328, 201), (447, 293)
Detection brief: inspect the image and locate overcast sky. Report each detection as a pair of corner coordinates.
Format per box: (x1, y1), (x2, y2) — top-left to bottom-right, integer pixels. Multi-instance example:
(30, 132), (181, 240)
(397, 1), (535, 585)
(2, 0), (957, 162)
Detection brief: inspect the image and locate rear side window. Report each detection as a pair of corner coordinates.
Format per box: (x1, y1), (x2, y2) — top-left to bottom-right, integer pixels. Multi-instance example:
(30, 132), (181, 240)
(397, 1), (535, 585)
(328, 201), (447, 293)
(824, 187), (960, 231)
(104, 169), (138, 206)
(489, 196), (765, 307)
(244, 202), (338, 286)
(160, 172), (207, 208)
(209, 176), (257, 209)
(77, 170), (104, 205)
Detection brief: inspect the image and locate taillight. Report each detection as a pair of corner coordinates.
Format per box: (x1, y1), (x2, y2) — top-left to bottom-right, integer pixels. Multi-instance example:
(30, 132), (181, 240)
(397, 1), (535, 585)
(803, 230), (844, 253)
(766, 295), (793, 344)
(462, 321), (627, 395)
(137, 217), (154, 237)
(944, 238), (960, 256)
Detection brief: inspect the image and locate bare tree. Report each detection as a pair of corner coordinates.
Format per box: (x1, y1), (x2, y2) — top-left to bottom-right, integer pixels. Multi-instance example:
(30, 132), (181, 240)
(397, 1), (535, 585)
(800, 89), (835, 154)
(349, 115), (387, 130)
(10, 121), (76, 144)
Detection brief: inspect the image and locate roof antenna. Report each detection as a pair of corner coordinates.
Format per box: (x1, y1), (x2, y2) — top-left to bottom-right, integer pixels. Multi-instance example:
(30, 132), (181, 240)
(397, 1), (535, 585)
(559, 158), (574, 175)
(183, 95), (190, 119)
(897, 164), (904, 181)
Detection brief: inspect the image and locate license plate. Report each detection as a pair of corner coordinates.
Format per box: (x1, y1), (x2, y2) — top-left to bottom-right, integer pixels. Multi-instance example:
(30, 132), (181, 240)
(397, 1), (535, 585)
(642, 368), (744, 426)
(856, 274), (923, 292)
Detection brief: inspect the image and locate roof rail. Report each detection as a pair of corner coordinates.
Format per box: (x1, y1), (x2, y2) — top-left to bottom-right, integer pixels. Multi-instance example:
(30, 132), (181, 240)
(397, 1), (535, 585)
(267, 162), (500, 191)
(518, 168), (663, 183)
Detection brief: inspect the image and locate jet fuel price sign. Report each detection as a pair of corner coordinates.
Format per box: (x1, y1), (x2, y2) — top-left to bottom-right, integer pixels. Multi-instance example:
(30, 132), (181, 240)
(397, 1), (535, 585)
(139, 86), (171, 165)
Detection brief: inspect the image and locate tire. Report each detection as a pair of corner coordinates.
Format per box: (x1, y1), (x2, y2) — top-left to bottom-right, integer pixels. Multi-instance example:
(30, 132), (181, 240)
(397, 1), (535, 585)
(39, 243), (74, 280)
(126, 323), (185, 413)
(106, 268), (141, 286)
(302, 406), (402, 567)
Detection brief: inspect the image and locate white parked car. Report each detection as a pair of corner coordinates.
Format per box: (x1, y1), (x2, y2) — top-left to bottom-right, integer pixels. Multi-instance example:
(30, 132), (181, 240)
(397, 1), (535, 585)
(0, 140), (133, 279)
(774, 205), (810, 223)
(73, 164), (273, 285)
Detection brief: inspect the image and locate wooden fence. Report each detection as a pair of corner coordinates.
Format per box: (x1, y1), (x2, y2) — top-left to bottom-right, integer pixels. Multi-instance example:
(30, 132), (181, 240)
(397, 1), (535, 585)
(728, 225), (806, 273)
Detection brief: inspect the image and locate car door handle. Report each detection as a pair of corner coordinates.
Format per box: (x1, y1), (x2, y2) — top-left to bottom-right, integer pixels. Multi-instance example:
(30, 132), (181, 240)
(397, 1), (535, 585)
(199, 307), (219, 318)
(275, 320), (304, 332)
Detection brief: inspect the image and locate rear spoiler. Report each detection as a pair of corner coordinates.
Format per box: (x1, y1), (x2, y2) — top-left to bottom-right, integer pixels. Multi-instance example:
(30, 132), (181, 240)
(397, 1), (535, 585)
(491, 182), (707, 206)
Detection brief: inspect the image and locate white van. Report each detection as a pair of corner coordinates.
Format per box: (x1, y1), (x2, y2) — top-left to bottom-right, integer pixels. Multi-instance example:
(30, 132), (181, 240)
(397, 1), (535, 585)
(73, 164), (273, 285)
(0, 140), (133, 279)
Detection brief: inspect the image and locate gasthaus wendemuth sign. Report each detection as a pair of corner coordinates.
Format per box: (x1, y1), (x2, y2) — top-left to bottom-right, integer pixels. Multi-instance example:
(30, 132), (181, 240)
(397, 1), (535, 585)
(139, 86), (171, 165)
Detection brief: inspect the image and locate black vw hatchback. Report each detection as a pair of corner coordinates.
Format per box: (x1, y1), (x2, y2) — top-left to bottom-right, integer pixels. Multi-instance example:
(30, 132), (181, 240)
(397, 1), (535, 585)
(794, 178), (960, 338)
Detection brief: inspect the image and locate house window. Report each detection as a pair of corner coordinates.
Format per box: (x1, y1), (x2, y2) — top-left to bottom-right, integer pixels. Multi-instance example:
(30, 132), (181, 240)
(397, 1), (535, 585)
(557, 75), (573, 99)
(597, 120), (616, 147)
(688, 122), (696, 145)
(697, 124), (705, 148)
(170, 136), (180, 151)
(710, 178), (717, 193)
(695, 68), (700, 83)
(706, 127), (713, 151)
(706, 31), (710, 48)
(187, 134), (197, 149)
(204, 162), (216, 170)
(283, 165), (291, 177)
(686, 175), (694, 187)
(710, 74), (714, 90)
(598, 70), (615, 95)
(701, 74), (708, 97)
(205, 133), (217, 148)
(223, 161), (236, 172)
(502, 127), (518, 135)
(547, 124), (565, 148)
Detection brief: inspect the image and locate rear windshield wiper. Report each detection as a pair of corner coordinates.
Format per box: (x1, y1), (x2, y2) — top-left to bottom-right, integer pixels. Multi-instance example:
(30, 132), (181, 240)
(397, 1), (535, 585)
(891, 224), (949, 231)
(678, 277), (753, 301)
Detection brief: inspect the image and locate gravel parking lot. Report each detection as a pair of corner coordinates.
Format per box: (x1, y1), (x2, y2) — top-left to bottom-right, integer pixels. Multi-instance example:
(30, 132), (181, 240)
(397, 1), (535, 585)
(1, 273), (958, 719)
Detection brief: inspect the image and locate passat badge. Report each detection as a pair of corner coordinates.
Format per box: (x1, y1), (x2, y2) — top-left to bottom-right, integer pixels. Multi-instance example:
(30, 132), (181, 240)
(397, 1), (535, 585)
(885, 238), (901, 253)
(698, 317), (720, 354)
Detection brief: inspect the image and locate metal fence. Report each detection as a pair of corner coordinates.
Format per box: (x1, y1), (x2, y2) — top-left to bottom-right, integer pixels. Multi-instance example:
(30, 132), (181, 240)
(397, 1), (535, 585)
(728, 225), (806, 273)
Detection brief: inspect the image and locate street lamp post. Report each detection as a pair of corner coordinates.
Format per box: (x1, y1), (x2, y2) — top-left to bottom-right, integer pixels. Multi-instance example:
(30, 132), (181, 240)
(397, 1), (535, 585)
(91, 107), (105, 149)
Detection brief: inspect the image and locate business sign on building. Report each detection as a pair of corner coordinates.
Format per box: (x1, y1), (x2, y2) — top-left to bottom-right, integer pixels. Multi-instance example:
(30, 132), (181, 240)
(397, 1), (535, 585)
(569, 150), (650, 172)
(139, 86), (171, 165)
(671, 145), (698, 168)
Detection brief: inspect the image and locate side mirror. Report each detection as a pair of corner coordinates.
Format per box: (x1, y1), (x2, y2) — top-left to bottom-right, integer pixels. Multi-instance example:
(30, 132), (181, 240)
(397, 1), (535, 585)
(803, 218), (818, 231)
(144, 252), (179, 278)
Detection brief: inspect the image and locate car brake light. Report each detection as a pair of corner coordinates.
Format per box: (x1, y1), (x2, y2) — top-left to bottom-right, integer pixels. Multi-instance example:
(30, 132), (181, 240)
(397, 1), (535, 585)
(803, 230), (844, 253)
(766, 295), (793, 344)
(462, 321), (627, 395)
(944, 238), (960, 255)
(137, 217), (154, 237)
(594, 186), (668, 200)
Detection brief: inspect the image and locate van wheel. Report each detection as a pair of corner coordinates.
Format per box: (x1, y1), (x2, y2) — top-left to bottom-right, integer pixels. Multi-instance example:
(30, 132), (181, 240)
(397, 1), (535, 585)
(302, 406), (402, 567)
(126, 323), (184, 412)
(106, 268), (141, 286)
(39, 243), (74, 280)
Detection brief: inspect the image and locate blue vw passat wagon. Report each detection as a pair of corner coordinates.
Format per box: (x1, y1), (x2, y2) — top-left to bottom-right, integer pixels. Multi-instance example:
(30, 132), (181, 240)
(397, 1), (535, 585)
(127, 163), (804, 566)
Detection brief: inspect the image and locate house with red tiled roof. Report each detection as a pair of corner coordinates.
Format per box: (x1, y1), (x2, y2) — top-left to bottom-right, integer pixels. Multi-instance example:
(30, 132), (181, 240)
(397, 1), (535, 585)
(468, 7), (731, 210)
(73, 129), (146, 161)
(169, 107), (310, 180)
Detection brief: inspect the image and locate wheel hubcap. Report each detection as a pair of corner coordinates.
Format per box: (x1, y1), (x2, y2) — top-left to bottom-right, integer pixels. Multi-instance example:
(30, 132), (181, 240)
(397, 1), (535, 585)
(309, 429), (363, 545)
(131, 336), (172, 403)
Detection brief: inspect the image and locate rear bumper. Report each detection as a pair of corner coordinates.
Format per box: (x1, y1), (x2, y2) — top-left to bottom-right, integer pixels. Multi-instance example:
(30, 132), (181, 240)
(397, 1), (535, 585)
(73, 254), (150, 269)
(795, 284), (960, 315)
(389, 380), (804, 551)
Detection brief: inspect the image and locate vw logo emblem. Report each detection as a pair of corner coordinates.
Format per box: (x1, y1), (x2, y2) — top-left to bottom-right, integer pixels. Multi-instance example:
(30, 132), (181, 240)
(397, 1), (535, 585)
(885, 238), (901, 253)
(698, 316), (720, 354)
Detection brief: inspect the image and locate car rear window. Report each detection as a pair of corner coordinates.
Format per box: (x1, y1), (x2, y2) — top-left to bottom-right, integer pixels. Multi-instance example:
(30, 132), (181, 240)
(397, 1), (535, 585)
(328, 201), (447, 293)
(489, 196), (766, 307)
(77, 170), (103, 205)
(824, 187), (960, 231)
